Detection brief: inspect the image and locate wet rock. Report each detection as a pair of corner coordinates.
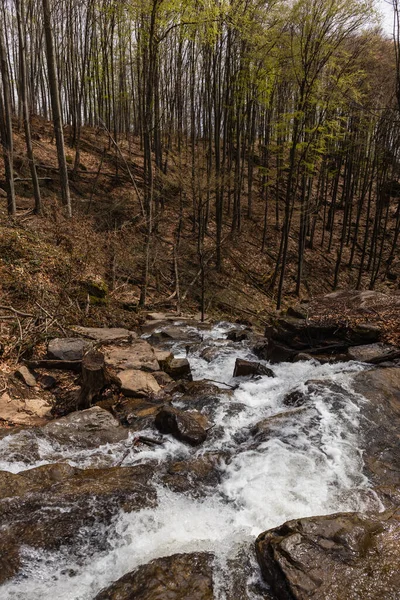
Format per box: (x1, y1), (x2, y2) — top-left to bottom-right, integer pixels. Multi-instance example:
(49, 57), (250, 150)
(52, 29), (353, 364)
(0, 463), (156, 568)
(117, 370), (161, 398)
(348, 343), (396, 363)
(293, 352), (318, 362)
(353, 367), (400, 493)
(15, 366), (37, 387)
(148, 326), (202, 345)
(227, 328), (249, 342)
(155, 406), (207, 445)
(0, 540), (20, 584)
(251, 407), (309, 442)
(200, 346), (220, 363)
(283, 389), (307, 407)
(104, 340), (159, 372)
(94, 552), (214, 600)
(233, 358), (275, 378)
(114, 397), (164, 430)
(163, 453), (225, 495)
(256, 510), (400, 600)
(254, 339), (296, 363)
(165, 358), (192, 381)
(71, 327), (137, 344)
(48, 337), (89, 361)
(42, 406), (129, 448)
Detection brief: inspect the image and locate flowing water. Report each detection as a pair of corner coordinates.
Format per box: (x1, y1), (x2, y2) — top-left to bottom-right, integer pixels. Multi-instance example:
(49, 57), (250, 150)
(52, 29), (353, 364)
(0, 321), (381, 599)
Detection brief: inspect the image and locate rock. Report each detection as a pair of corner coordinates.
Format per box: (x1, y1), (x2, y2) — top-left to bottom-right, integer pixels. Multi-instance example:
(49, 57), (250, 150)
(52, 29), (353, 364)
(80, 276), (108, 305)
(0, 392), (52, 426)
(286, 305), (308, 319)
(352, 323), (381, 343)
(293, 352), (317, 362)
(152, 371), (173, 386)
(117, 370), (161, 398)
(165, 358), (192, 381)
(227, 328), (249, 342)
(163, 453), (224, 495)
(114, 397), (164, 429)
(148, 326), (202, 345)
(48, 337), (89, 361)
(38, 374), (57, 390)
(251, 407), (309, 442)
(254, 339), (297, 363)
(353, 367), (400, 492)
(233, 358), (275, 378)
(104, 340), (159, 372)
(146, 312), (172, 321)
(348, 343), (396, 363)
(42, 406), (129, 449)
(256, 510), (400, 600)
(71, 327), (137, 344)
(200, 346), (220, 363)
(94, 552), (214, 600)
(283, 389), (307, 407)
(155, 406), (207, 445)
(153, 349), (173, 370)
(15, 366), (37, 387)
(0, 462), (156, 576)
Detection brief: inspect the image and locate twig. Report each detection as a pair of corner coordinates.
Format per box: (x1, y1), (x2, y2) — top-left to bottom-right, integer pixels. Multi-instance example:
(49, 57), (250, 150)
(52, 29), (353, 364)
(0, 305), (34, 318)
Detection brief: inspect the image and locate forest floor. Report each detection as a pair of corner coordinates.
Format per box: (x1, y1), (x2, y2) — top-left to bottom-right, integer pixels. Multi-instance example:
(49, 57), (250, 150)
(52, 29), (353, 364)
(0, 117), (399, 361)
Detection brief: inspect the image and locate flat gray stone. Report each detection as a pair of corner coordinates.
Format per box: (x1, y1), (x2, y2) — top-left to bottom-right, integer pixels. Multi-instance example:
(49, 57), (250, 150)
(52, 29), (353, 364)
(71, 327), (137, 343)
(48, 338), (89, 361)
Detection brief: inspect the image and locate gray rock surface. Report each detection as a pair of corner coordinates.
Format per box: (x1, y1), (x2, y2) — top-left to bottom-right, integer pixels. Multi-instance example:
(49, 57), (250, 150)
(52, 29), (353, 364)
(48, 337), (89, 361)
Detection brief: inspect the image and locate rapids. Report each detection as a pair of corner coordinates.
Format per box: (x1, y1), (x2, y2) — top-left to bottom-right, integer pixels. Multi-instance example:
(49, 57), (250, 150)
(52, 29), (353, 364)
(0, 321), (381, 599)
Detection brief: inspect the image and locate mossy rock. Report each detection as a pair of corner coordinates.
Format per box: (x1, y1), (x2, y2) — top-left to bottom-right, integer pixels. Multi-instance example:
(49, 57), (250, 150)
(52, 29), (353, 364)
(79, 277), (108, 305)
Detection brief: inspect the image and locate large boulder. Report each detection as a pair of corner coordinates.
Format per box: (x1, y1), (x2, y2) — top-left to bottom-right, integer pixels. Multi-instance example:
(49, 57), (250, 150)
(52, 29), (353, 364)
(155, 406), (207, 446)
(41, 406), (129, 448)
(48, 337), (89, 361)
(353, 367), (400, 492)
(104, 340), (159, 372)
(256, 510), (400, 600)
(94, 552), (214, 600)
(0, 462), (156, 582)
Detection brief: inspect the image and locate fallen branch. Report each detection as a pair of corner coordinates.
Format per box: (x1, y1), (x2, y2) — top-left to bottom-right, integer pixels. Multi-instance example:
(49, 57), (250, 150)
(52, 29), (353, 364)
(365, 350), (400, 365)
(25, 359), (82, 372)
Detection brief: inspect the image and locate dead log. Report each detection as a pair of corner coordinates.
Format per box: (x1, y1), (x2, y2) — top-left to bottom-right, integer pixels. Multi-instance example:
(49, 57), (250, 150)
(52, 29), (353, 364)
(365, 350), (400, 365)
(77, 350), (109, 410)
(25, 359), (82, 372)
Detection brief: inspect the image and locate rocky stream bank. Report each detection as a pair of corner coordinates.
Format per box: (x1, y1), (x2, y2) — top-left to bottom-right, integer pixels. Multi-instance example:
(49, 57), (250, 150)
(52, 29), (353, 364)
(0, 291), (399, 599)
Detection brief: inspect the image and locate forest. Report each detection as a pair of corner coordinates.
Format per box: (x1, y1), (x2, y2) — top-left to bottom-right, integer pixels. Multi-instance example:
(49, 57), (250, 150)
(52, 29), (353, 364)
(0, 0), (399, 323)
(2, 2), (400, 599)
